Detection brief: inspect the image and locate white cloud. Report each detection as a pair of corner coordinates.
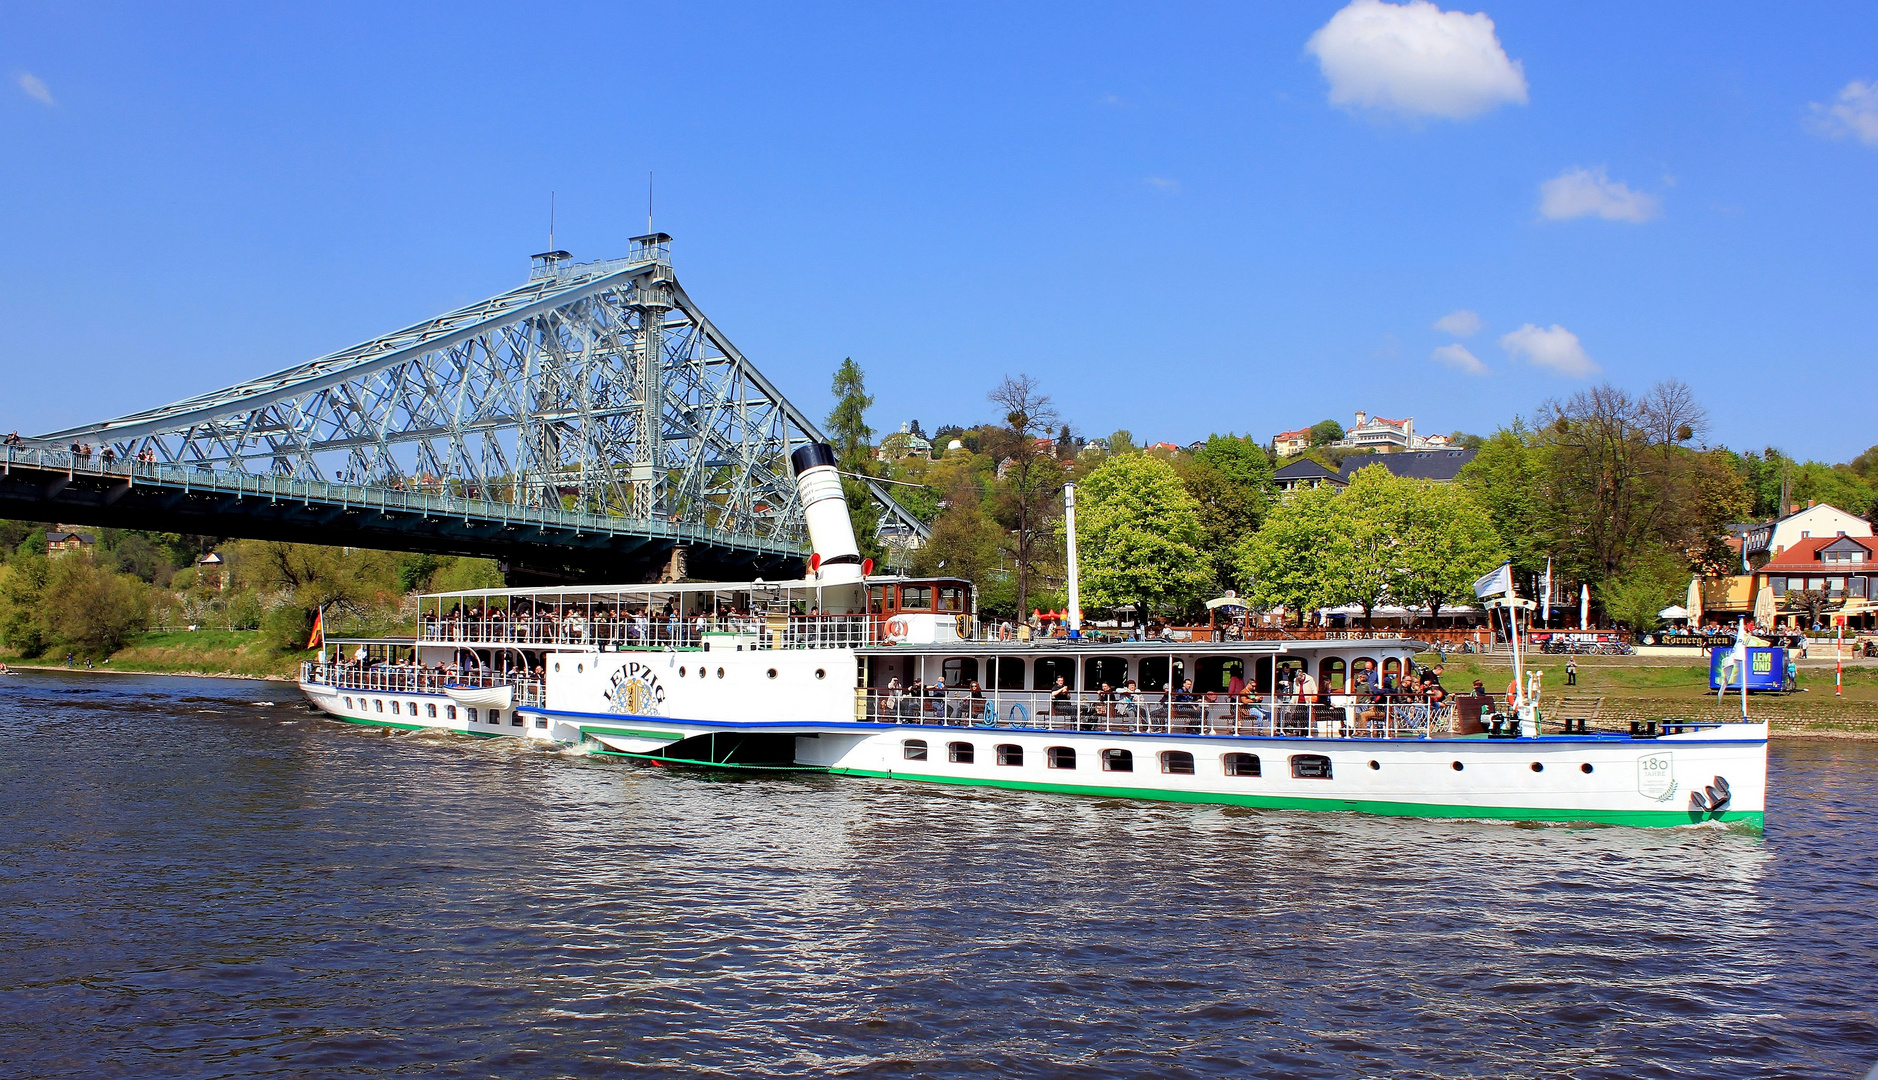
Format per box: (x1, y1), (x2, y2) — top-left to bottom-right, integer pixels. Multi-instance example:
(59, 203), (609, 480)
(1500, 323), (1599, 377)
(1305, 0), (1528, 120)
(15, 71), (54, 106)
(1538, 166), (1660, 223)
(1144, 176), (1181, 192)
(1433, 309), (1481, 336)
(1807, 79), (1878, 146)
(1431, 343), (1488, 374)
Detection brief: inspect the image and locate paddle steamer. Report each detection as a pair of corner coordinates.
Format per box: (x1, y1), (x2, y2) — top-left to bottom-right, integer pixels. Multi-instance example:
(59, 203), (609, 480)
(300, 444), (1766, 828)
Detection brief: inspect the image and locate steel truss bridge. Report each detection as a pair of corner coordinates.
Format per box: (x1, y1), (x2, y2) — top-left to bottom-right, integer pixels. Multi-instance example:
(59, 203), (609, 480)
(2, 235), (922, 582)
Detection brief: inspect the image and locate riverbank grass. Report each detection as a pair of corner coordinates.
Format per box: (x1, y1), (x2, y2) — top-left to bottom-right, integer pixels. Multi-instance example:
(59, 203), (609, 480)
(2, 629), (312, 679)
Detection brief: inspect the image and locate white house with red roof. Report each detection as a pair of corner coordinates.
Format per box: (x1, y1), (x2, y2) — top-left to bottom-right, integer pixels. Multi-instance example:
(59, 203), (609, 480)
(1740, 501), (1873, 569)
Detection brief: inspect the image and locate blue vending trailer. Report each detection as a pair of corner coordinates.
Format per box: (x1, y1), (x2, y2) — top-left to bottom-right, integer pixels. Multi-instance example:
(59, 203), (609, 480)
(1709, 646), (1788, 692)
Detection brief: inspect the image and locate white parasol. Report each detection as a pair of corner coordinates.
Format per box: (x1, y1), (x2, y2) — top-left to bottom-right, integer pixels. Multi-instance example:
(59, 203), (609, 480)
(1686, 576), (1703, 625)
(1753, 585), (1776, 629)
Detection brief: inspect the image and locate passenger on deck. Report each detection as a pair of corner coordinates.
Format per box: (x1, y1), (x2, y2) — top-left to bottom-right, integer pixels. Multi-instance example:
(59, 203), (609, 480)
(1049, 676), (1072, 719)
(1172, 679), (1198, 724)
(1117, 680), (1140, 730)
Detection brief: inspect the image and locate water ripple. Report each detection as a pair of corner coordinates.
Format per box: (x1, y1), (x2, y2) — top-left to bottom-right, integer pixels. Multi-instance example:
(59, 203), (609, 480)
(0, 671), (1872, 1078)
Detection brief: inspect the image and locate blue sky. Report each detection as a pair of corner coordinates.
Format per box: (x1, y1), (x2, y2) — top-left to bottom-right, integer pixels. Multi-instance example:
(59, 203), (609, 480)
(3, 2), (1875, 460)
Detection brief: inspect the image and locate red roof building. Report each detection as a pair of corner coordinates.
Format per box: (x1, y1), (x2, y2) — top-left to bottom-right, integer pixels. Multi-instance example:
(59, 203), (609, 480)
(1751, 535), (1876, 624)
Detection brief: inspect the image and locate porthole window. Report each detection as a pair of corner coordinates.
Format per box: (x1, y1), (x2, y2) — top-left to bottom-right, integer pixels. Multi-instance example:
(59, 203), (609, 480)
(1290, 754), (1333, 779)
(767, 668), (778, 679)
(1581, 763), (1594, 774)
(374, 699), (384, 713)
(554, 662), (561, 672)
(344, 696), (353, 709)
(679, 666), (687, 678)
(996, 744), (1024, 766)
(426, 703), (437, 718)
(577, 663), (584, 673)
(1452, 761), (1465, 772)
(534, 718), (548, 729)
(490, 711), (501, 724)
(446, 705), (457, 720)
(1159, 750), (1195, 775)
(1223, 752), (1260, 777)
(467, 707), (478, 722)
(815, 669), (826, 680)
(511, 714), (523, 726)
(1369, 759), (1381, 770)
(1047, 746), (1076, 770)
(903, 739), (929, 761)
(716, 668), (725, 679)
(698, 667), (706, 678)
(1531, 762), (1544, 773)
(391, 701), (401, 715)
(1102, 748), (1134, 773)
(948, 741), (975, 763)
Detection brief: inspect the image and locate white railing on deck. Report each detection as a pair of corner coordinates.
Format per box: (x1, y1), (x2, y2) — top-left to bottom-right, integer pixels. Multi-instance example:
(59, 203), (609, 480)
(855, 689), (1455, 739)
(301, 662), (545, 706)
(416, 614), (874, 651)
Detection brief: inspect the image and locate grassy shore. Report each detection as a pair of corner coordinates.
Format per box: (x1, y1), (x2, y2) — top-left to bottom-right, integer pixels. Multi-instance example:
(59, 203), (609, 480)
(2, 629), (313, 680)
(1422, 652), (1878, 735)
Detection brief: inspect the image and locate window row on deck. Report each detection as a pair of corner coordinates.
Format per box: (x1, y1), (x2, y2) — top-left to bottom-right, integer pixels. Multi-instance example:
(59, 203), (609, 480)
(898, 740), (1343, 779)
(874, 654), (1406, 694)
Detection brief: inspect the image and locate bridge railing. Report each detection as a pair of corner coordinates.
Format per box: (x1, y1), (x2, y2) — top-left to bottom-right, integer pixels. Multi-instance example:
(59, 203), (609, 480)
(418, 614), (876, 651)
(300, 662), (545, 705)
(2, 444), (801, 554)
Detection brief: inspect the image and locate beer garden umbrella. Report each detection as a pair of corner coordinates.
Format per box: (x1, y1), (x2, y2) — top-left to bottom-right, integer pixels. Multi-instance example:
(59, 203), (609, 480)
(1686, 577), (1703, 625)
(1753, 586), (1777, 629)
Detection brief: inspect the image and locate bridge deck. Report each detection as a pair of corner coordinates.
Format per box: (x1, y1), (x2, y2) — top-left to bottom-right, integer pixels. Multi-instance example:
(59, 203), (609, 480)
(0, 446), (804, 583)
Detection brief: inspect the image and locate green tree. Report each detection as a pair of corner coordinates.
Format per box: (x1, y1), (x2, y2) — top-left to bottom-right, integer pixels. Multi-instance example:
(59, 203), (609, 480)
(826, 358), (875, 470)
(1323, 465), (1404, 626)
(1308, 419), (1345, 447)
(430, 557), (505, 594)
(1067, 454), (1212, 618)
(1105, 430), (1139, 456)
(987, 374), (1061, 616)
(1233, 483), (1343, 621)
(825, 358), (883, 561)
(1459, 421), (1548, 583)
(38, 554), (150, 655)
(1181, 434), (1275, 589)
(0, 552), (50, 655)
(1601, 551), (1685, 632)
(1394, 479), (1506, 622)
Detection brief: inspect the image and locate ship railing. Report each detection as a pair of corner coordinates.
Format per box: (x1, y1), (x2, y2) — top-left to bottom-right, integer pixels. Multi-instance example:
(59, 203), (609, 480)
(415, 614), (874, 651)
(853, 689), (1454, 739)
(300, 662), (545, 705)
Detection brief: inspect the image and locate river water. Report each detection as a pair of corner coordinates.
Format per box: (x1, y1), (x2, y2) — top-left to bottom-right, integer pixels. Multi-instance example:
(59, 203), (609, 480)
(0, 671), (1872, 1079)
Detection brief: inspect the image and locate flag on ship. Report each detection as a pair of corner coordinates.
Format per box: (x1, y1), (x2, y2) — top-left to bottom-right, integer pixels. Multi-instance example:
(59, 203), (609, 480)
(1473, 564), (1513, 600)
(306, 606), (324, 650)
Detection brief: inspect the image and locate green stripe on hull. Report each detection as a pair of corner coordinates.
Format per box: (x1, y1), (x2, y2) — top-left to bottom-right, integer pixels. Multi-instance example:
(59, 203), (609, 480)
(579, 724), (687, 742)
(326, 714), (504, 739)
(832, 767), (1763, 830)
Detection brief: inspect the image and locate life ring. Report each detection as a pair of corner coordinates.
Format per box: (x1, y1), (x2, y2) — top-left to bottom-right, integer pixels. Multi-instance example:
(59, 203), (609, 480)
(885, 616), (910, 641)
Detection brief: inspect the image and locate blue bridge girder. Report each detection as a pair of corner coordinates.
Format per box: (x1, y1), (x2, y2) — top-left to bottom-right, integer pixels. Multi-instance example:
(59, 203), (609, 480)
(9, 236), (923, 582)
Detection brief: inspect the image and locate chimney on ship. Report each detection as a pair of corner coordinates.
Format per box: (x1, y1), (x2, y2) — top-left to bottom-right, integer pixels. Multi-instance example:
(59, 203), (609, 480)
(790, 443), (867, 594)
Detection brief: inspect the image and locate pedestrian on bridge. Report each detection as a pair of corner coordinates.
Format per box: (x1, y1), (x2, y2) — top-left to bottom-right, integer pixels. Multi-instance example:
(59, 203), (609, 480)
(1566, 657), (1578, 686)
